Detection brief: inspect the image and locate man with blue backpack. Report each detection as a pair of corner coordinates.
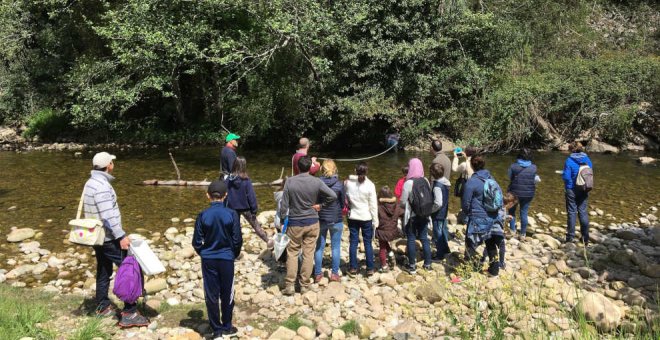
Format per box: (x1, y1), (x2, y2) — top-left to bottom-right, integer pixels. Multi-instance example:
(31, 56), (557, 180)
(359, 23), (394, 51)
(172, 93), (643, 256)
(562, 141), (593, 245)
(461, 155), (505, 276)
(193, 180), (243, 338)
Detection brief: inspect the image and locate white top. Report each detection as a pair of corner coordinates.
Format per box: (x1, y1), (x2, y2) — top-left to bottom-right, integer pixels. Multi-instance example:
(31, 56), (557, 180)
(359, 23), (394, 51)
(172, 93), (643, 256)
(345, 175), (378, 227)
(452, 156), (474, 179)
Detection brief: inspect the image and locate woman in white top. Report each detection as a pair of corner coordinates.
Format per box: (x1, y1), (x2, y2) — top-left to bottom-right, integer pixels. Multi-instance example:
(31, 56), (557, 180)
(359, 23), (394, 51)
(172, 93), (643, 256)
(344, 162), (378, 276)
(453, 146), (477, 223)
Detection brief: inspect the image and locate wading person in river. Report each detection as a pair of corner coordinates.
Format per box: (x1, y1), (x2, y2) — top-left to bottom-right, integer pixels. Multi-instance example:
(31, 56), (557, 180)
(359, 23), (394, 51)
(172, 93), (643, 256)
(562, 141), (593, 245)
(314, 160), (345, 282)
(225, 156), (272, 247)
(84, 152), (149, 327)
(345, 162), (379, 276)
(220, 132), (240, 178)
(292, 137), (320, 176)
(280, 156), (337, 295)
(193, 180), (242, 338)
(507, 148), (541, 241)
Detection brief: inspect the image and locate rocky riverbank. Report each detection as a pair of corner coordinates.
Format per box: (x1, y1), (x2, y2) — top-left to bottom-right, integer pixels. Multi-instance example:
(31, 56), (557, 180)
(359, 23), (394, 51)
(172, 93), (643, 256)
(1, 205), (659, 339)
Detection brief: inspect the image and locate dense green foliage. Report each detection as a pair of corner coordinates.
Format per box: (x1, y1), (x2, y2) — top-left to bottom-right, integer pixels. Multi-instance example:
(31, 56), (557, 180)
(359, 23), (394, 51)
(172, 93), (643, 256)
(0, 0), (657, 148)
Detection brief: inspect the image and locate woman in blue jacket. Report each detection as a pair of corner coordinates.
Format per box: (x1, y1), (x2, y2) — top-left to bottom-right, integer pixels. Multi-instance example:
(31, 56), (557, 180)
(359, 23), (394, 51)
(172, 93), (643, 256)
(461, 155), (505, 276)
(507, 148), (540, 241)
(562, 142), (593, 245)
(314, 160), (345, 282)
(225, 157), (271, 246)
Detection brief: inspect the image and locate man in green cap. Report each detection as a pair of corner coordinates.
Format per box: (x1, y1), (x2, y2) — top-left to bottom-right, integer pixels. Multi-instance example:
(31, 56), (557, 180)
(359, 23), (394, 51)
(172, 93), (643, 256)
(221, 133), (240, 178)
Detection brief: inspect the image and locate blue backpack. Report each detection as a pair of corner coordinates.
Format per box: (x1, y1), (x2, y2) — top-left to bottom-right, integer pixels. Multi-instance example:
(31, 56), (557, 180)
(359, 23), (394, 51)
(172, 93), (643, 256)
(479, 177), (503, 213)
(113, 256), (143, 304)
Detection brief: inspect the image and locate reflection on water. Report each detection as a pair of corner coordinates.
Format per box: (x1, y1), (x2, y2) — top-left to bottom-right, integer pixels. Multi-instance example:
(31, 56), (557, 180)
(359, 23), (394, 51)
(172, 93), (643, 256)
(0, 147), (658, 252)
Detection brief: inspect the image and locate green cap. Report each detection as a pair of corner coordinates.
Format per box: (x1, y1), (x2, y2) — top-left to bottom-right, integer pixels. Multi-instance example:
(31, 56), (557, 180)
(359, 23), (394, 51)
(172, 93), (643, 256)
(225, 133), (240, 142)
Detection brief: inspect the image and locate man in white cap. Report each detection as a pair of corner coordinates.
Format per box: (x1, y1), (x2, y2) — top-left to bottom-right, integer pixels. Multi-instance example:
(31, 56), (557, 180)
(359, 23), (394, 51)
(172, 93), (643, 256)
(83, 152), (149, 328)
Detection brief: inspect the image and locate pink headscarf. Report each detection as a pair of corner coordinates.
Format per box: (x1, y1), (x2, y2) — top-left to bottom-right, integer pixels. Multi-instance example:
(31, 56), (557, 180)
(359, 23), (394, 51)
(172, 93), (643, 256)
(406, 158), (424, 179)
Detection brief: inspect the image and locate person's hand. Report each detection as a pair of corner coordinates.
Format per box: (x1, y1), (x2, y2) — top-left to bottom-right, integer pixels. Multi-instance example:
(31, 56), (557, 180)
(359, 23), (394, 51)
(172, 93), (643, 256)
(312, 204), (321, 212)
(119, 236), (130, 250)
(312, 157), (317, 163)
(267, 239), (275, 249)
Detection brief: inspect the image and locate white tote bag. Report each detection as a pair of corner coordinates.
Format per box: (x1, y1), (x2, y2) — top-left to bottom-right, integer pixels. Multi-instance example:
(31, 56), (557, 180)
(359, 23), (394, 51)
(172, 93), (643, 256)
(68, 190), (105, 246)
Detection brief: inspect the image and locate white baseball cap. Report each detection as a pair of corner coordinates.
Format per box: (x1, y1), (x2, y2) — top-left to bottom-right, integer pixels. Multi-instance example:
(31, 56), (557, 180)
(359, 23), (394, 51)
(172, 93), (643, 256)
(92, 152), (116, 168)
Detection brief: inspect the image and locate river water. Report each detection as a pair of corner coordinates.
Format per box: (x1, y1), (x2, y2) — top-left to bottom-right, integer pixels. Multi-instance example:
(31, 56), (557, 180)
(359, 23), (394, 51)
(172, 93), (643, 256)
(0, 147), (658, 255)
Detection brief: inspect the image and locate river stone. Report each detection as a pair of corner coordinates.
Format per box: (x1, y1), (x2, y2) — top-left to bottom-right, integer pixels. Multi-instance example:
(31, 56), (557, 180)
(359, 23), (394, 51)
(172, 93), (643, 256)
(415, 282), (443, 303)
(47, 256), (65, 268)
(650, 226), (660, 246)
(144, 278), (167, 294)
(640, 264), (660, 278)
(534, 234), (560, 249)
(6, 264), (35, 279)
(331, 329), (346, 340)
(396, 272), (415, 284)
(576, 292), (622, 331)
(19, 241), (40, 253)
(615, 229), (643, 241)
(638, 157), (657, 164)
(32, 263), (48, 275)
(179, 247), (195, 259)
(269, 326), (297, 339)
(297, 326), (315, 340)
(7, 228), (36, 242)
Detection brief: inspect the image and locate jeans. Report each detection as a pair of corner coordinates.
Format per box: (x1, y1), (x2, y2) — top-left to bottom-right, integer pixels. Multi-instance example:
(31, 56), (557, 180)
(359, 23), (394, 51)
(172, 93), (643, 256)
(406, 216), (432, 268)
(432, 219), (450, 259)
(314, 221), (343, 276)
(202, 259), (235, 336)
(94, 239), (137, 313)
(348, 219), (374, 271)
(286, 223), (320, 289)
(508, 196), (533, 235)
(565, 188), (590, 243)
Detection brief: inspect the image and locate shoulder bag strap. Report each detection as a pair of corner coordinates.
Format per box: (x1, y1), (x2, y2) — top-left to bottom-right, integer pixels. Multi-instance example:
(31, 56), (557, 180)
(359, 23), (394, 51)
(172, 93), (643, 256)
(76, 189), (86, 220)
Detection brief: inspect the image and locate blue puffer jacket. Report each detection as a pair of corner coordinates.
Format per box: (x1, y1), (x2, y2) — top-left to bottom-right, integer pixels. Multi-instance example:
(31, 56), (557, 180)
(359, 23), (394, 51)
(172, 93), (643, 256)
(318, 176), (344, 224)
(462, 169), (500, 219)
(508, 159), (537, 199)
(562, 153), (593, 189)
(224, 175), (258, 213)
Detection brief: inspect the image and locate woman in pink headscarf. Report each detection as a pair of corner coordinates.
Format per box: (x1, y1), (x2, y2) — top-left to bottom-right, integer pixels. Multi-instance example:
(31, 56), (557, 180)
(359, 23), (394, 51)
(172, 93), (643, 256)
(398, 158), (433, 274)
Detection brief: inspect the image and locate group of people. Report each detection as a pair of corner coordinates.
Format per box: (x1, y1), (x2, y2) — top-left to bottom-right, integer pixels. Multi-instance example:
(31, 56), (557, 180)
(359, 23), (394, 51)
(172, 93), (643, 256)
(80, 135), (593, 339)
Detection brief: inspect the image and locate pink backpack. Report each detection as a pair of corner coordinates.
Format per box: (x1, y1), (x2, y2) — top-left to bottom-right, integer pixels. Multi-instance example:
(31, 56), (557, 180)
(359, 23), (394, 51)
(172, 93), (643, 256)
(113, 256), (143, 304)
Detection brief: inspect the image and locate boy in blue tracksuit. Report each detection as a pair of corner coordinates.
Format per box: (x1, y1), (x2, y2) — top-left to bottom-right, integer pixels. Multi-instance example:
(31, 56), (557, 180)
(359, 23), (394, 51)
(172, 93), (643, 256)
(562, 142), (593, 244)
(193, 181), (243, 338)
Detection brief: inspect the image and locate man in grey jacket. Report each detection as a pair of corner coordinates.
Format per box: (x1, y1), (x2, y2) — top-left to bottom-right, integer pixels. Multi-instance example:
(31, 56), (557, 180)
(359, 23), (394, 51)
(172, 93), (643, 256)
(279, 155), (337, 295)
(431, 140), (451, 181)
(84, 152), (149, 328)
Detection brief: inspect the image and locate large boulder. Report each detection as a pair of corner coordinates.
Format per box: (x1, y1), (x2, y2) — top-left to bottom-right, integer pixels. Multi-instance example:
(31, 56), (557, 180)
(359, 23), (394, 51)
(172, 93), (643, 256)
(587, 139), (619, 153)
(0, 126), (24, 143)
(576, 292), (623, 331)
(637, 157), (657, 165)
(634, 102), (659, 144)
(7, 228), (36, 242)
(269, 326), (297, 340)
(144, 278), (168, 294)
(415, 282), (443, 304)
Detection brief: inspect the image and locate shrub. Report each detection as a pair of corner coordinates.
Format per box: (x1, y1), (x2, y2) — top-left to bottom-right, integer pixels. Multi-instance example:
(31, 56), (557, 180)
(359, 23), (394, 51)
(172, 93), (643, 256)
(23, 108), (71, 142)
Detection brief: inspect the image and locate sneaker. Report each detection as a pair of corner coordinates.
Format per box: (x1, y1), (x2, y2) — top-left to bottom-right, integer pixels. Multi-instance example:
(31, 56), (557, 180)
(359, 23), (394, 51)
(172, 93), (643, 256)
(499, 261), (507, 270)
(347, 268), (358, 277)
(518, 234), (526, 242)
(118, 311), (150, 328)
(388, 251), (395, 258)
(95, 305), (116, 318)
(314, 273), (323, 283)
(222, 326), (238, 337)
(330, 273), (341, 282)
(379, 265), (390, 273)
(282, 286), (295, 296)
(405, 266), (416, 275)
(366, 269), (375, 277)
(422, 264), (432, 271)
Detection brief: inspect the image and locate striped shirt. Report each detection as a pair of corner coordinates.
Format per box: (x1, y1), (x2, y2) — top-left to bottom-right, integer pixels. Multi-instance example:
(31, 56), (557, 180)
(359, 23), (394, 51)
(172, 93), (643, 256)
(83, 170), (125, 241)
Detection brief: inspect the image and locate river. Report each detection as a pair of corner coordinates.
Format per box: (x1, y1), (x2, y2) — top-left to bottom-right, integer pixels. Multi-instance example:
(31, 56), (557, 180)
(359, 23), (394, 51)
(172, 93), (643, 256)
(0, 147), (658, 257)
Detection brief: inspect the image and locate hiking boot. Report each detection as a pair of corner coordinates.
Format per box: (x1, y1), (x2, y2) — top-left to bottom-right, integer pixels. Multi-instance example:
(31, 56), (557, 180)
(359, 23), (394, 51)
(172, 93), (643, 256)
(95, 305), (117, 319)
(282, 286), (295, 296)
(330, 273), (341, 282)
(118, 311), (150, 328)
(314, 273), (324, 283)
(347, 268), (358, 277)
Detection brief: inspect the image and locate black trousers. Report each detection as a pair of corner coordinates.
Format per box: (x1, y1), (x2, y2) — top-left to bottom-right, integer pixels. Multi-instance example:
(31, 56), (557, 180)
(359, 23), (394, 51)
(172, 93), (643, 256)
(202, 259), (235, 336)
(94, 239), (137, 312)
(465, 236), (503, 276)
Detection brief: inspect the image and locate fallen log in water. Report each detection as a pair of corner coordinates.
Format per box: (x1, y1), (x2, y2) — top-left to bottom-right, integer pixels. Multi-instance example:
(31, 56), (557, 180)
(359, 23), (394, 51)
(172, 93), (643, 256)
(142, 178), (283, 187)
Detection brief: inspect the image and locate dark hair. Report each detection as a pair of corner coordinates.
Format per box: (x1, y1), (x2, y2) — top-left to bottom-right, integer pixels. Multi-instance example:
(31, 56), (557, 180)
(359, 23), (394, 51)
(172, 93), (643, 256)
(298, 155), (312, 173)
(569, 141), (584, 153)
(517, 148), (532, 161)
(465, 147), (478, 157)
(503, 192), (518, 206)
(401, 166), (408, 175)
(210, 192), (225, 200)
(93, 165), (107, 172)
(231, 156), (249, 178)
(431, 140), (442, 152)
(355, 162), (368, 183)
(378, 186), (393, 199)
(470, 155), (486, 171)
(429, 163), (444, 179)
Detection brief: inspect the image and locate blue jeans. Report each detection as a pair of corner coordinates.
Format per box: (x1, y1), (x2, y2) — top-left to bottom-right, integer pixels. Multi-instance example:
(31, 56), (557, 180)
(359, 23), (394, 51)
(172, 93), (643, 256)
(565, 188), (589, 243)
(348, 219), (374, 271)
(432, 219), (450, 258)
(406, 216), (432, 268)
(314, 221), (343, 275)
(508, 196), (533, 235)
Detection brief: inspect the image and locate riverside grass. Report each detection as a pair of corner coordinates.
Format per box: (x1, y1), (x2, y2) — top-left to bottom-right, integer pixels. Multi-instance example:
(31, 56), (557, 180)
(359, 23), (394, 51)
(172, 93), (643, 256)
(0, 284), (55, 340)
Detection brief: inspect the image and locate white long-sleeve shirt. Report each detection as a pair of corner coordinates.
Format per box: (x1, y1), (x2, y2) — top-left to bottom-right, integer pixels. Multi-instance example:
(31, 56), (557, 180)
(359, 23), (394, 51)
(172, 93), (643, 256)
(452, 156), (474, 179)
(345, 175), (378, 227)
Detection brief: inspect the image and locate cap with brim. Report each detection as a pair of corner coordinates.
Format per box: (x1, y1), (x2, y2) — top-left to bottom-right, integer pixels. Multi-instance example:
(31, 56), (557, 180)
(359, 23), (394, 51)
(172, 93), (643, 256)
(207, 180), (227, 197)
(92, 152), (116, 168)
(226, 133), (241, 142)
